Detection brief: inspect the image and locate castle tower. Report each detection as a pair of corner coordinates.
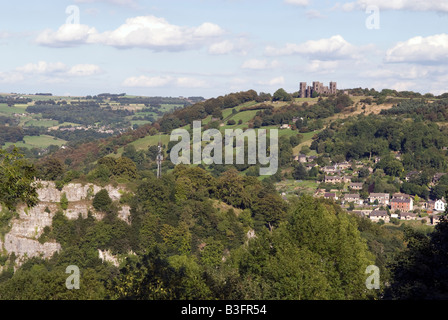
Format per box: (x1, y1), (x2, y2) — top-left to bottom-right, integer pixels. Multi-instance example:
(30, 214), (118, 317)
(330, 82), (337, 95)
(299, 82), (307, 98)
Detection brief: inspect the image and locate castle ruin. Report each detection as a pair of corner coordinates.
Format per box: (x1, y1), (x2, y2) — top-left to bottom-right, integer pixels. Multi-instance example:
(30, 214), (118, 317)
(299, 81), (337, 98)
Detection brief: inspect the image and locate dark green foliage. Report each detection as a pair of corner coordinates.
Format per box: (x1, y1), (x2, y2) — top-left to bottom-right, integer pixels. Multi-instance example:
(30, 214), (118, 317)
(0, 148), (39, 210)
(93, 189), (112, 213)
(385, 218), (448, 299)
(273, 88), (292, 102)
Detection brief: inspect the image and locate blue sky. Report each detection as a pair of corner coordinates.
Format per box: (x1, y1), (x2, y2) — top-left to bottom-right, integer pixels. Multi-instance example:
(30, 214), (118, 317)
(1, 0), (448, 98)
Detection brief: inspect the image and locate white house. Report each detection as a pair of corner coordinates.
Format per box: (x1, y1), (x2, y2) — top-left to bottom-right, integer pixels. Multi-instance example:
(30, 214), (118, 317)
(434, 199), (446, 212)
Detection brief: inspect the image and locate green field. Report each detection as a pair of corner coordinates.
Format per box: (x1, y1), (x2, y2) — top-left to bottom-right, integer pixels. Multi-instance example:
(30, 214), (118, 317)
(227, 110), (258, 124)
(0, 104), (27, 115)
(3, 135), (67, 149)
(24, 119), (59, 128)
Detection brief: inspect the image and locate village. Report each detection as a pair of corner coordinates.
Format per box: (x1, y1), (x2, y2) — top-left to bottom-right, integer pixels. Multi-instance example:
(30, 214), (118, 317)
(290, 153), (446, 226)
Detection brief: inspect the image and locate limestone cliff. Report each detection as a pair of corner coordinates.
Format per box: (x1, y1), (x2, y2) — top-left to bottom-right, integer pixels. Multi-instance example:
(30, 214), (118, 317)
(0, 181), (131, 268)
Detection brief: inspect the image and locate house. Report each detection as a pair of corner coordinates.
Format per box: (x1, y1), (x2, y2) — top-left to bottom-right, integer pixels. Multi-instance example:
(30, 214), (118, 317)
(392, 193), (410, 200)
(369, 193), (390, 205)
(280, 124), (291, 129)
(390, 213), (399, 219)
(369, 210), (390, 223)
(343, 194), (363, 205)
(434, 199), (446, 212)
(324, 193), (338, 200)
(342, 176), (352, 183)
(298, 154), (307, 163)
(400, 212), (417, 220)
(338, 161), (351, 170)
(325, 175), (342, 184)
(349, 182), (363, 190)
(390, 198), (414, 212)
(322, 165), (340, 174)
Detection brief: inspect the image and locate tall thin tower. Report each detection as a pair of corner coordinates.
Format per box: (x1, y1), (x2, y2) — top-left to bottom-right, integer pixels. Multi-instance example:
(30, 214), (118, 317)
(156, 142), (163, 179)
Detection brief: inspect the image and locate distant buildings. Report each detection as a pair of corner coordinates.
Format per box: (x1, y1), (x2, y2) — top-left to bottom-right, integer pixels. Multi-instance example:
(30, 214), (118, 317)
(299, 81), (337, 98)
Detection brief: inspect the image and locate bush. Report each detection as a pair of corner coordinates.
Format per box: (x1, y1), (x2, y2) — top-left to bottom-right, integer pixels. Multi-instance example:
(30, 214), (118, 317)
(93, 189), (112, 212)
(60, 193), (68, 211)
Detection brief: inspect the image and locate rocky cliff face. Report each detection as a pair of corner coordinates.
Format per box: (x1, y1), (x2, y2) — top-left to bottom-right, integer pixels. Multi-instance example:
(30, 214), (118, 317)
(0, 181), (131, 268)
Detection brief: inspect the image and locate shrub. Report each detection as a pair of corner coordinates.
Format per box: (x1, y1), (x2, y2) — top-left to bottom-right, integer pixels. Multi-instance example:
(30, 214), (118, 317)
(93, 189), (112, 212)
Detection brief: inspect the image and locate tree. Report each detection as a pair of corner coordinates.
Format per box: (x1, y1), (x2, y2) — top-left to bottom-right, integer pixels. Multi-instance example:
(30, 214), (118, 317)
(38, 157), (64, 181)
(93, 189), (112, 212)
(60, 192), (69, 211)
(385, 218), (448, 299)
(237, 196), (375, 299)
(113, 157), (137, 179)
(292, 164), (307, 180)
(0, 148), (39, 210)
(273, 88), (292, 102)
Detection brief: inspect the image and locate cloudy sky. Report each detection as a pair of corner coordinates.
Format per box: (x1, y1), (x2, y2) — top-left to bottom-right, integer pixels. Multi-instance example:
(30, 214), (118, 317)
(1, 0), (448, 98)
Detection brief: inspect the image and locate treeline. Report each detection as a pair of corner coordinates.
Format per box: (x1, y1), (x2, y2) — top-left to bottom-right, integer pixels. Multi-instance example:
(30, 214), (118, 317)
(0, 97), (32, 105)
(26, 104), (133, 126)
(380, 99), (448, 121)
(0, 126), (25, 145)
(311, 115), (448, 166)
(159, 90), (259, 132)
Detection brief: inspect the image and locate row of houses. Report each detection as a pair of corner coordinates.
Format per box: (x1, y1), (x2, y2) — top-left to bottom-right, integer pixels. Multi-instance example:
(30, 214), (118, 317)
(368, 210), (442, 225)
(322, 190), (447, 214)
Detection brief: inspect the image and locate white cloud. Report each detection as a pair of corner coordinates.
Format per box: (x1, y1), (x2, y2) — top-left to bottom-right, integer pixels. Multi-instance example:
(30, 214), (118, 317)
(36, 15), (225, 51)
(241, 59), (279, 70)
(175, 77), (207, 88)
(16, 61), (68, 74)
(123, 75), (172, 88)
(36, 24), (98, 48)
(0, 72), (25, 84)
(208, 40), (235, 55)
(305, 60), (339, 73)
(385, 34), (448, 64)
(122, 75), (207, 88)
(67, 64), (103, 77)
(341, 0), (448, 12)
(3, 61), (102, 85)
(284, 0), (309, 6)
(265, 35), (361, 60)
(258, 76), (285, 86)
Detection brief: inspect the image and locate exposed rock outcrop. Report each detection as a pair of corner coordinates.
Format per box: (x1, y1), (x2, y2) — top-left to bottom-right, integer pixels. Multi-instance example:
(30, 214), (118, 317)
(1, 181), (132, 268)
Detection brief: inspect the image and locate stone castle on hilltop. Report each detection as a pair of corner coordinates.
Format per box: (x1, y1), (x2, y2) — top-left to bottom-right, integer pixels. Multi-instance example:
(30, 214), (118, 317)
(299, 81), (337, 98)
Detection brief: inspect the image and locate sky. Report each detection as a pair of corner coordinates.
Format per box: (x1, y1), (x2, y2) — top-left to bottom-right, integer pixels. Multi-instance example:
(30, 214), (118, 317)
(1, 0), (448, 98)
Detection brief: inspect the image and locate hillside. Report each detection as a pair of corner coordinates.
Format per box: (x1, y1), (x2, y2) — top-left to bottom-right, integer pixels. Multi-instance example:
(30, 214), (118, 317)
(1, 87), (448, 300)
